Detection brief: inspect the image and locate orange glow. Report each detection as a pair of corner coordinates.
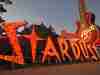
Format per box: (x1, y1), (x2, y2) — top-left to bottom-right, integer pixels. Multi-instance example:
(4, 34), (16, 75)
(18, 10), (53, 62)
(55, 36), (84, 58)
(57, 37), (72, 61)
(87, 45), (98, 61)
(0, 0), (99, 64)
(42, 36), (61, 63)
(23, 28), (38, 63)
(0, 20), (98, 64)
(0, 22), (25, 64)
(79, 41), (89, 59)
(0, 55), (20, 63)
(71, 41), (81, 60)
(80, 25), (97, 44)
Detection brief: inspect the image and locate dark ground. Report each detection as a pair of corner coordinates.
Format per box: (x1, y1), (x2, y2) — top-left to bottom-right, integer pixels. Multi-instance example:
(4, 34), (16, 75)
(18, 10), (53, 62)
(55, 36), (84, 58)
(0, 63), (100, 75)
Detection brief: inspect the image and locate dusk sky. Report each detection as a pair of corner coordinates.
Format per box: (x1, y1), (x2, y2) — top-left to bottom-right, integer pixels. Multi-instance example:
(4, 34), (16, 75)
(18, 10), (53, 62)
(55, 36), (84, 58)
(3, 0), (100, 33)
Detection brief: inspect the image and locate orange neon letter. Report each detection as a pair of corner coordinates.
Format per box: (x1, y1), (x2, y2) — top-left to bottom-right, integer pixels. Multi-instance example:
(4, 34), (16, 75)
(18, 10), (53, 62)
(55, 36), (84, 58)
(23, 27), (38, 63)
(79, 41), (89, 59)
(71, 41), (81, 60)
(57, 37), (72, 61)
(42, 36), (61, 63)
(87, 44), (98, 61)
(0, 21), (25, 64)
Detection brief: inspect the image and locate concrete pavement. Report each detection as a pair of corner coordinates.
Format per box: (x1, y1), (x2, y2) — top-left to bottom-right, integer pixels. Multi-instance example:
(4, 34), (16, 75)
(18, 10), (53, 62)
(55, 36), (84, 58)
(0, 63), (100, 75)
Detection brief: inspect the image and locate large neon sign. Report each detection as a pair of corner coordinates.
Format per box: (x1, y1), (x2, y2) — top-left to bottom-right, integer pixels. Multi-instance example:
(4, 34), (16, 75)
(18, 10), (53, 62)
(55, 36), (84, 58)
(0, 21), (99, 65)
